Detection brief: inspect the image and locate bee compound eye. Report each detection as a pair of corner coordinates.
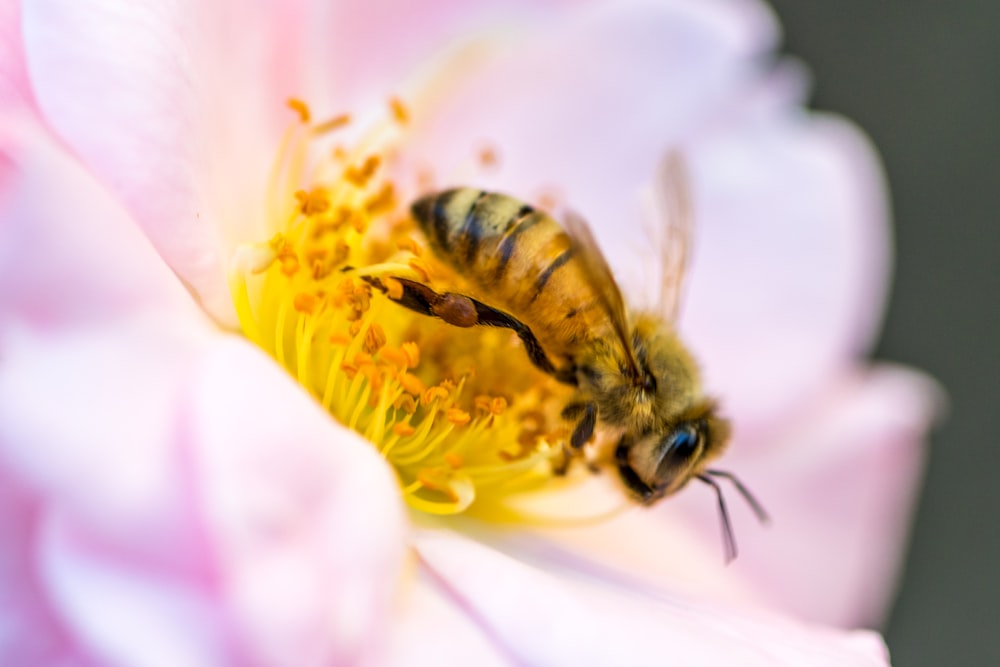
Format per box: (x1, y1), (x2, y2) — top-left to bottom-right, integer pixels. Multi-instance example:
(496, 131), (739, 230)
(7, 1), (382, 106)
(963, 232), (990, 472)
(666, 424), (700, 459)
(653, 423), (702, 486)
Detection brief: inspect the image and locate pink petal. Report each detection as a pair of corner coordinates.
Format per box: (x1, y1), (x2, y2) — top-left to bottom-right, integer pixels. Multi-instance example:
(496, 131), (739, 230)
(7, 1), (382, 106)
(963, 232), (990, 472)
(669, 365), (940, 627)
(187, 339), (408, 667)
(684, 114), (892, 430)
(0, 470), (74, 666)
(0, 0), (35, 112)
(402, 0), (779, 224)
(415, 529), (890, 666)
(382, 563), (510, 666)
(0, 116), (408, 664)
(0, 115), (195, 330)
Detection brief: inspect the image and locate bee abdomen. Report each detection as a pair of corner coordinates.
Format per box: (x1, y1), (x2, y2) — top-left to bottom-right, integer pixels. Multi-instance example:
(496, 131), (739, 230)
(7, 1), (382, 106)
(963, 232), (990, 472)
(411, 188), (549, 283)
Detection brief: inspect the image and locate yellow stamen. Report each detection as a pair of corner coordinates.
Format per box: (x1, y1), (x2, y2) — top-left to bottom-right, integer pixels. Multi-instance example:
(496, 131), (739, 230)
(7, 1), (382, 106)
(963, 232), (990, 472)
(228, 98), (577, 518)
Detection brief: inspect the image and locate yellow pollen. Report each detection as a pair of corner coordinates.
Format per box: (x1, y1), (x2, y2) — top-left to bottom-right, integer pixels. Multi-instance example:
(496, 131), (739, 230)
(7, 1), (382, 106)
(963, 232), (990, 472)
(229, 98), (570, 518)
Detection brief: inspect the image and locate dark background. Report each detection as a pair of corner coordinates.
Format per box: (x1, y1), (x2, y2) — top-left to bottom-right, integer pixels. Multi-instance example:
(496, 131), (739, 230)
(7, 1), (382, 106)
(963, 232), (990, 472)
(766, 1), (999, 664)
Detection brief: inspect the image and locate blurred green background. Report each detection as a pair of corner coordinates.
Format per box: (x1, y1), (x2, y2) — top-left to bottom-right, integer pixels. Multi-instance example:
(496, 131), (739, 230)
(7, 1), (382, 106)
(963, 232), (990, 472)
(766, 1), (999, 664)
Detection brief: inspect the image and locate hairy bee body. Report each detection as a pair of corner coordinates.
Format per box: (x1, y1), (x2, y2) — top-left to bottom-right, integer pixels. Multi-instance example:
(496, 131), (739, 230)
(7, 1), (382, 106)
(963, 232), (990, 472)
(391, 179), (764, 559)
(411, 188), (615, 365)
(410, 187), (716, 459)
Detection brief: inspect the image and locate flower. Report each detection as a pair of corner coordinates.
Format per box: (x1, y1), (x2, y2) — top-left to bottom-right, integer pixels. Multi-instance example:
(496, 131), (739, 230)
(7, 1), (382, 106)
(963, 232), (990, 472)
(0, 0), (938, 665)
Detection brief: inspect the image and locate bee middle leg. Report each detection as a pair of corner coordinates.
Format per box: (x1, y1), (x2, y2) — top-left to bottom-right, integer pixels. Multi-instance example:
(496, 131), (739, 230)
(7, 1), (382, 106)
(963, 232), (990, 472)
(562, 401), (598, 449)
(364, 276), (576, 385)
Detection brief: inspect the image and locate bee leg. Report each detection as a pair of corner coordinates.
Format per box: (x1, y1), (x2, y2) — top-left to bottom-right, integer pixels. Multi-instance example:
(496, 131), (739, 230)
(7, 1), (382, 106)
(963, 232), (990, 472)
(365, 276), (577, 385)
(562, 401), (598, 449)
(551, 443), (574, 476)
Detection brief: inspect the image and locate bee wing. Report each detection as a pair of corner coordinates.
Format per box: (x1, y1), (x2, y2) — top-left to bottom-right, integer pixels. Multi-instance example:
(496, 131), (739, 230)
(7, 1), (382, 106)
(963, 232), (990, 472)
(562, 209), (642, 380)
(654, 151), (694, 323)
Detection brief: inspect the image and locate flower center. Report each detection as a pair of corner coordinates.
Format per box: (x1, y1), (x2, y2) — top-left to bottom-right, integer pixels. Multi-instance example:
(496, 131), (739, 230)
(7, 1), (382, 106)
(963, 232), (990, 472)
(229, 99), (573, 515)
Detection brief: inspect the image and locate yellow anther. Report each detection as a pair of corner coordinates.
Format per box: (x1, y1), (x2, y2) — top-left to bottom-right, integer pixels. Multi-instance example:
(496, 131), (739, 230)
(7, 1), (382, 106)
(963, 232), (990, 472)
(383, 277), (404, 300)
(393, 394), (417, 414)
(401, 342), (420, 368)
(393, 423), (416, 437)
(446, 408), (471, 426)
(345, 155), (382, 187)
(389, 96), (410, 124)
(313, 113), (351, 134)
(397, 237), (423, 256)
(328, 332), (352, 346)
(421, 386), (449, 405)
(408, 258), (431, 282)
(400, 372), (426, 396)
(287, 97), (311, 123)
(478, 145), (499, 168)
(297, 187), (330, 216)
(293, 293), (318, 314)
(366, 183), (396, 215)
(280, 254), (300, 277)
(363, 323), (387, 354)
(379, 346), (408, 369)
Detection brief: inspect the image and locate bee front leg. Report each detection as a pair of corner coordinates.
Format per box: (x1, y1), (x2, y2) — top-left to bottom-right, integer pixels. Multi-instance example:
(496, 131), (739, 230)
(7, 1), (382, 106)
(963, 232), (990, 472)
(562, 401), (598, 449)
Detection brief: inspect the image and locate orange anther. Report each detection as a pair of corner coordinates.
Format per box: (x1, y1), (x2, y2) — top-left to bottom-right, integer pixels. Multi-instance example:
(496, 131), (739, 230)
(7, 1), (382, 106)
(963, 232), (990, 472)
(393, 423), (416, 437)
(293, 293), (317, 314)
(444, 452), (464, 469)
(384, 277), (404, 300)
(363, 323), (387, 354)
(287, 98), (311, 123)
(401, 342), (420, 368)
(393, 394), (417, 414)
(399, 372), (426, 396)
(446, 408), (471, 426)
(389, 96), (410, 124)
(313, 113), (351, 134)
(421, 386), (449, 405)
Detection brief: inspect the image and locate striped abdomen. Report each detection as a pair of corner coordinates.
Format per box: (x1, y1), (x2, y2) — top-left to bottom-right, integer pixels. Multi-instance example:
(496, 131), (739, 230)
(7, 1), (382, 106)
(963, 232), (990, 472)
(410, 188), (610, 359)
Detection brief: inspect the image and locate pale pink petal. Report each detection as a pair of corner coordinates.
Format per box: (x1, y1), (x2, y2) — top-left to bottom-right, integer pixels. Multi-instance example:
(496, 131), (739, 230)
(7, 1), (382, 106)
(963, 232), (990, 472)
(401, 0), (779, 225)
(0, 0), (35, 111)
(415, 529), (890, 666)
(0, 115), (408, 665)
(669, 365), (940, 627)
(685, 114), (892, 430)
(0, 470), (74, 666)
(0, 114), (196, 331)
(188, 339), (408, 667)
(382, 564), (510, 667)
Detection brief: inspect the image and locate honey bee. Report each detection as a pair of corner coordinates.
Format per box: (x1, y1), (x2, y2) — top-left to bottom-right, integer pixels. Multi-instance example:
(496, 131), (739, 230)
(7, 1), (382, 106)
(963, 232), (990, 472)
(370, 155), (766, 559)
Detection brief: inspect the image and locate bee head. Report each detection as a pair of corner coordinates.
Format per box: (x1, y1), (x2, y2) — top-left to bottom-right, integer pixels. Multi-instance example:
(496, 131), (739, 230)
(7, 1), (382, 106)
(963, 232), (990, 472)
(616, 402), (768, 562)
(616, 399), (730, 501)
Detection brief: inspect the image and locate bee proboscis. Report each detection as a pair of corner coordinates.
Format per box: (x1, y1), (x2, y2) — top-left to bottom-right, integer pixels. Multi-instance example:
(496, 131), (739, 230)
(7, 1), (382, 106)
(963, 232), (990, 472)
(368, 154), (767, 560)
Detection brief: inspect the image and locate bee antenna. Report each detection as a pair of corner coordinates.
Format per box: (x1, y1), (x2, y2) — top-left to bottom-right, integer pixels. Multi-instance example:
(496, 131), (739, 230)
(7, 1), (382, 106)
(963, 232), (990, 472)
(705, 469), (770, 525)
(697, 473), (738, 564)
